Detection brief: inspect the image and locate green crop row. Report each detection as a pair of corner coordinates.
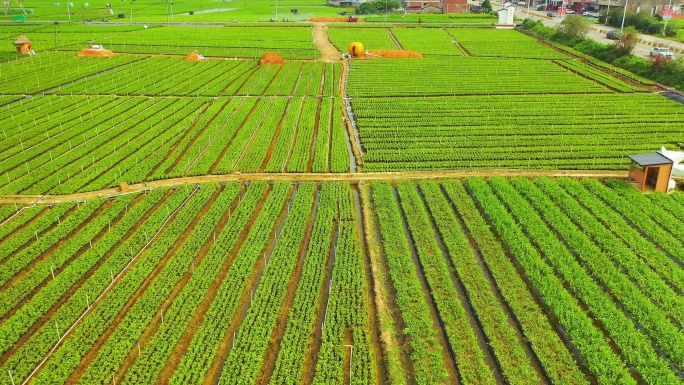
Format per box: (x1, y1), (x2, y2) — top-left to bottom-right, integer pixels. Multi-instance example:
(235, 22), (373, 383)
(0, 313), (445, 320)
(269, 183), (340, 383)
(440, 180), (589, 384)
(169, 182), (290, 384)
(533, 178), (684, 324)
(369, 181), (450, 384)
(465, 178), (633, 383)
(348, 57), (608, 97)
(0, 190), (162, 362)
(28, 185), (209, 385)
(313, 183), (376, 385)
(553, 59), (638, 92)
(485, 177), (681, 383)
(220, 183), (316, 383)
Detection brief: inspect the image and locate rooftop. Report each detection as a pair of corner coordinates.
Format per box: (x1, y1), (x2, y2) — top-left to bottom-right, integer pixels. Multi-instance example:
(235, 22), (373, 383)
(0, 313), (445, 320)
(628, 152), (673, 167)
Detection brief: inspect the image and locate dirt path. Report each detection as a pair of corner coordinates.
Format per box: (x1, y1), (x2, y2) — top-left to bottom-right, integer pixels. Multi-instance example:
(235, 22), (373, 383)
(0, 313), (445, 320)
(0, 170), (628, 205)
(313, 23), (340, 61)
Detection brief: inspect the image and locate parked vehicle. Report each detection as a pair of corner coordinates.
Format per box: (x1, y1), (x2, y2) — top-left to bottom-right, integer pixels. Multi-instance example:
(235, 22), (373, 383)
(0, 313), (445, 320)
(606, 30), (620, 40)
(582, 11), (599, 17)
(650, 47), (675, 59)
(547, 11), (557, 17)
(536, 4), (545, 10)
(566, 8), (575, 13)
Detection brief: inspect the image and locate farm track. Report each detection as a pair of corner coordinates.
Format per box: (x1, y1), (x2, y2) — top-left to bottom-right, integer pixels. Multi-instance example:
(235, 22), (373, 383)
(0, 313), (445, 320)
(386, 29), (403, 51)
(0, 170), (628, 205)
(312, 23), (340, 61)
(443, 29), (471, 56)
(339, 60), (364, 170)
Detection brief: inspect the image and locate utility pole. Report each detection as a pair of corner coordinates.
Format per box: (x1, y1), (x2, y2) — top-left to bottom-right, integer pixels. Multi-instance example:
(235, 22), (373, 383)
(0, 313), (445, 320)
(662, 0), (673, 35)
(620, 0), (628, 31)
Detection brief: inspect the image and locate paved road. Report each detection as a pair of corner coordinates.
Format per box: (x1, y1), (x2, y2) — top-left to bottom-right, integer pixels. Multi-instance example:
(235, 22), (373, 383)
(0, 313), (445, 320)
(515, 8), (684, 59)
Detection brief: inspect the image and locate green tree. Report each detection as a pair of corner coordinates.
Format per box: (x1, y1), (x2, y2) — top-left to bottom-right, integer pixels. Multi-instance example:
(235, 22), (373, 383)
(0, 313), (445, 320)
(355, 0), (401, 14)
(481, 0), (492, 13)
(557, 15), (589, 39)
(612, 26), (637, 56)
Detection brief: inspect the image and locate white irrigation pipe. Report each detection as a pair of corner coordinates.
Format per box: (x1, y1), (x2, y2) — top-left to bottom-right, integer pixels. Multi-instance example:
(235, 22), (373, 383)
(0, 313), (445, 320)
(4, 98), (169, 190)
(20, 186), (199, 385)
(184, 97), (250, 173)
(0, 203), (37, 228)
(0, 98), (119, 163)
(233, 97), (277, 170)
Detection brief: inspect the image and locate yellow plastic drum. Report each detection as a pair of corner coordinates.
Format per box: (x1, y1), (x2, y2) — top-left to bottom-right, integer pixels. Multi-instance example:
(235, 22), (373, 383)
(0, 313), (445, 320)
(349, 42), (364, 57)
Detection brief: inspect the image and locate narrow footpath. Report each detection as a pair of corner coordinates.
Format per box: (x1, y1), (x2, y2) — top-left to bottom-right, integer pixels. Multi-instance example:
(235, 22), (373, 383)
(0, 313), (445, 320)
(0, 169), (629, 205)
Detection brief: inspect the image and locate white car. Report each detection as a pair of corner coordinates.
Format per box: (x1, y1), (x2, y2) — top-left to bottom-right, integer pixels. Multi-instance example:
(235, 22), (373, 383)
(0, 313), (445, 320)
(582, 11), (599, 17)
(566, 8), (575, 13)
(650, 47), (675, 59)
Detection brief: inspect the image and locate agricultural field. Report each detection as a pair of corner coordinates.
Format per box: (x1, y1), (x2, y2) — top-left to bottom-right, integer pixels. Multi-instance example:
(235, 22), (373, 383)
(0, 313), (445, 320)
(353, 94), (684, 171)
(327, 27), (398, 52)
(2, 18), (684, 385)
(0, 0), (341, 22)
(347, 57), (613, 96)
(0, 51), (349, 195)
(2, 178), (684, 384)
(342, 32), (681, 171)
(390, 27), (464, 56)
(365, 177), (684, 384)
(448, 28), (566, 58)
(0, 182), (377, 385)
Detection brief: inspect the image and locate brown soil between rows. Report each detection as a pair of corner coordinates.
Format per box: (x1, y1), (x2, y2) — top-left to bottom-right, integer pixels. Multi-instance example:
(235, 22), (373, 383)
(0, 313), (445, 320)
(1, 196), (124, 324)
(204, 185), (292, 384)
(63, 188), (200, 385)
(157, 184), (272, 381)
(0, 192), (164, 367)
(0, 202), (94, 295)
(258, 186), (320, 384)
(0, 205), (49, 246)
(114, 186), (224, 382)
(154, 183), (247, 381)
